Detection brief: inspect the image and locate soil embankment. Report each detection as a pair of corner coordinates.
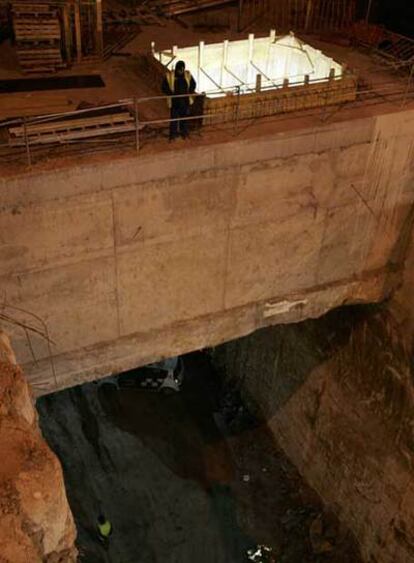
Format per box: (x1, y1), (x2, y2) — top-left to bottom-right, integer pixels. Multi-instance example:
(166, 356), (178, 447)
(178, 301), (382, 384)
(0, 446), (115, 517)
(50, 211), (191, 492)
(0, 332), (77, 562)
(211, 305), (414, 562)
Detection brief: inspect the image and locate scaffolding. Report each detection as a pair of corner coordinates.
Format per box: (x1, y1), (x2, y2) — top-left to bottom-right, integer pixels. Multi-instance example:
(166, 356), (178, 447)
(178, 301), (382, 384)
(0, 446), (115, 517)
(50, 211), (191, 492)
(238, 0), (357, 34)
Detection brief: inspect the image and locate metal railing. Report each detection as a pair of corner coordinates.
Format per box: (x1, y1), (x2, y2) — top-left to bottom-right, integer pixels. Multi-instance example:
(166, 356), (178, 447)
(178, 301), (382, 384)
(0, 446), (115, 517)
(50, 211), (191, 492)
(0, 71), (413, 167)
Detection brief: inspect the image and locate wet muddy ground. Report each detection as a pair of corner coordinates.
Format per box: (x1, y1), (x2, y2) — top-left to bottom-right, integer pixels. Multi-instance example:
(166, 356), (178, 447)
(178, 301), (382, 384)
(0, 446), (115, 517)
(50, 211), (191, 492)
(37, 352), (362, 563)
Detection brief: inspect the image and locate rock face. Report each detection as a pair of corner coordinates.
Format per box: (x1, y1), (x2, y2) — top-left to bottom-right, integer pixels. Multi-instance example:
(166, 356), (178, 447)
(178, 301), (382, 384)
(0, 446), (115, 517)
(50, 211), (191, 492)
(0, 332), (77, 562)
(211, 306), (414, 562)
(393, 217), (414, 351)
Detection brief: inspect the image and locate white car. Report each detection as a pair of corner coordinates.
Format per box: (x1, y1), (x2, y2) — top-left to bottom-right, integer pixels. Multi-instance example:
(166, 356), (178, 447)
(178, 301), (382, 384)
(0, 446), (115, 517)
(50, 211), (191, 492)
(101, 357), (184, 394)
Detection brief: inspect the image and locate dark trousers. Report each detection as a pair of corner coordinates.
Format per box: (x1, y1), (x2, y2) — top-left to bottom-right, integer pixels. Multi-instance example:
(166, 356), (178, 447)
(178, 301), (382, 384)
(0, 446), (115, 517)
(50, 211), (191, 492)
(170, 105), (189, 138)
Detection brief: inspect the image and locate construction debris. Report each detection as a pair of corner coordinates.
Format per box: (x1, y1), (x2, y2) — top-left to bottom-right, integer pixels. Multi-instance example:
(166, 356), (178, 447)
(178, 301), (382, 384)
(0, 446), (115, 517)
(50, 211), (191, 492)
(8, 108), (139, 147)
(352, 21), (414, 71)
(309, 515), (335, 554)
(238, 0), (357, 34)
(149, 0), (234, 18)
(103, 6), (164, 26)
(11, 1), (64, 73)
(246, 545), (275, 562)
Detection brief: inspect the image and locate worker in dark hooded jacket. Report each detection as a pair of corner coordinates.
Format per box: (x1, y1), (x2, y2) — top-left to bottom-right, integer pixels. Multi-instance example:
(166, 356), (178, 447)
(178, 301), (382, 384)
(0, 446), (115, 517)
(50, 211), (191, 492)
(161, 60), (196, 140)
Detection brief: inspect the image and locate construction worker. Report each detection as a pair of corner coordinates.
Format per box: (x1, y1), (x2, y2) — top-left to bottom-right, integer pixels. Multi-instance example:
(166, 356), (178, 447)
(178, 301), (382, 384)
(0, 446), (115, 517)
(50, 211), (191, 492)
(97, 514), (112, 549)
(162, 60), (196, 141)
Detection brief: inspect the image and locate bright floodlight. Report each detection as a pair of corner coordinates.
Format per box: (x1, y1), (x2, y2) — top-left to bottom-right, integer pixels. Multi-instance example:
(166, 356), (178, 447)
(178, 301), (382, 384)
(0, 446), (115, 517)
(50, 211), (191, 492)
(152, 31), (343, 98)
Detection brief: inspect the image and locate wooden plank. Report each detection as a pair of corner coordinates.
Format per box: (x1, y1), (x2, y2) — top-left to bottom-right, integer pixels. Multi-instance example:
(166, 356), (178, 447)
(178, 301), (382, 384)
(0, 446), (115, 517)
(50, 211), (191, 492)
(96, 0), (104, 59)
(9, 123), (139, 146)
(9, 113), (134, 137)
(19, 55), (62, 61)
(18, 49), (62, 54)
(19, 60), (63, 65)
(74, 0), (82, 63)
(14, 26), (60, 32)
(16, 34), (61, 40)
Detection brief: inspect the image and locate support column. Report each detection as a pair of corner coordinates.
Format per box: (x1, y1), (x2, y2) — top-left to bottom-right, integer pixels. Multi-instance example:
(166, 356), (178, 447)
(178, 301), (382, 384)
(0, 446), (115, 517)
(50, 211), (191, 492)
(237, 0), (243, 32)
(96, 0), (103, 59)
(266, 29), (275, 75)
(305, 0), (312, 31)
(74, 0), (82, 63)
(197, 41), (204, 88)
(220, 40), (228, 89)
(62, 4), (72, 66)
(247, 33), (254, 85)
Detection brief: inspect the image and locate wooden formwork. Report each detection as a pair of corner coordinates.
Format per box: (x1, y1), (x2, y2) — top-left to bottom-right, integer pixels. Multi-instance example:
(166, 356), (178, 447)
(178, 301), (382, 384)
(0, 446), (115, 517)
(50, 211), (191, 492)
(202, 73), (357, 124)
(144, 52), (357, 125)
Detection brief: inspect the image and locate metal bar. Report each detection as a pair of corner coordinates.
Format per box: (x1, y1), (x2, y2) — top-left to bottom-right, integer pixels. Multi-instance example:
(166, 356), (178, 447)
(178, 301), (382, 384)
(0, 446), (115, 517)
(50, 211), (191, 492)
(200, 67), (225, 92)
(134, 98), (140, 151)
(250, 60), (279, 89)
(223, 65), (255, 91)
(23, 117), (31, 166)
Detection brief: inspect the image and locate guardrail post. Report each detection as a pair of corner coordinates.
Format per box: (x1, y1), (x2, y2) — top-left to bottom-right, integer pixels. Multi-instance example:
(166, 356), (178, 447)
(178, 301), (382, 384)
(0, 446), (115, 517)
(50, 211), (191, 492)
(23, 117), (31, 166)
(134, 97), (140, 152)
(402, 63), (414, 108)
(234, 85), (241, 135)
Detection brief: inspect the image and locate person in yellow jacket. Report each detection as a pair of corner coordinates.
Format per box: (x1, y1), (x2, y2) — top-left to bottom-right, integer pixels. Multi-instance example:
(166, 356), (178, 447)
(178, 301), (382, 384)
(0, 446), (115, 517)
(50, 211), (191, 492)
(97, 514), (112, 549)
(161, 60), (196, 141)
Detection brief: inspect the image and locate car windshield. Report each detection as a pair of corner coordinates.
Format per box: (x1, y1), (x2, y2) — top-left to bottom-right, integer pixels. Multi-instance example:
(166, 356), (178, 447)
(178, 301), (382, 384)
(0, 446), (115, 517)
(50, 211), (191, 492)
(148, 357), (178, 371)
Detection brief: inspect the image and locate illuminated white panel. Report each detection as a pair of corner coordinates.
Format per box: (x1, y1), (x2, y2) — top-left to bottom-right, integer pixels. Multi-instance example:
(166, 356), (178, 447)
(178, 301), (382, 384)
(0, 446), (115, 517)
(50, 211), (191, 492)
(153, 32), (343, 98)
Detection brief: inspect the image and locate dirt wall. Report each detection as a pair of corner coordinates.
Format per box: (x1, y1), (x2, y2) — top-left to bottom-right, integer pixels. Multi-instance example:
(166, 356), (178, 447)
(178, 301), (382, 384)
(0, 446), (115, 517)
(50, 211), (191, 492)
(211, 306), (414, 562)
(0, 332), (77, 563)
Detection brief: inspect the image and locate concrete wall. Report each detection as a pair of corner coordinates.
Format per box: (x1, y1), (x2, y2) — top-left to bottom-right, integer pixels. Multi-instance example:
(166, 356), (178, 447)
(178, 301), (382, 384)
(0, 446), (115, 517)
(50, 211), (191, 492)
(210, 308), (414, 562)
(1, 109), (414, 394)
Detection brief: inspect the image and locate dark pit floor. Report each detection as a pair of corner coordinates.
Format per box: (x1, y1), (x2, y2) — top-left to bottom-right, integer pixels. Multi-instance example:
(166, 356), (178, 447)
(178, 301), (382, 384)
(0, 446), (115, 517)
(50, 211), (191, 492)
(37, 352), (362, 563)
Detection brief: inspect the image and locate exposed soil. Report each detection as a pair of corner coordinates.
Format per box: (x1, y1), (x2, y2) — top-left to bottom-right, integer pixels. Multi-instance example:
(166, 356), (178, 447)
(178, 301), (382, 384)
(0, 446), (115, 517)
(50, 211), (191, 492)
(37, 352), (362, 563)
(0, 333), (77, 563)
